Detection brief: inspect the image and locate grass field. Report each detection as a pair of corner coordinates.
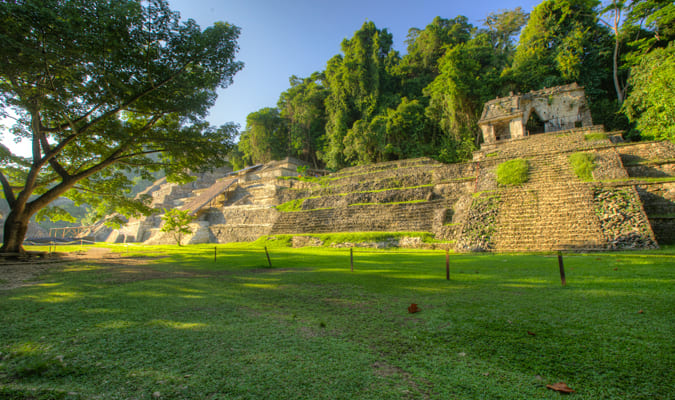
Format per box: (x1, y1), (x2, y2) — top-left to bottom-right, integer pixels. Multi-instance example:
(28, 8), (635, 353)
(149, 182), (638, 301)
(1, 244), (674, 399)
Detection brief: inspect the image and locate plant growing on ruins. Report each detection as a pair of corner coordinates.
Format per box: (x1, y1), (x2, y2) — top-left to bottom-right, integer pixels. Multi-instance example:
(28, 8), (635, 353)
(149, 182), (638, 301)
(569, 152), (597, 181)
(584, 132), (609, 141)
(496, 159), (529, 186)
(161, 209), (195, 246)
(276, 199), (305, 212)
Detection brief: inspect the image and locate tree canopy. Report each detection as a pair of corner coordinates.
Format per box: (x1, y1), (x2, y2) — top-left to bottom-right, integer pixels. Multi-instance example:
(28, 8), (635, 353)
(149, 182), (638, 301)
(0, 0), (242, 252)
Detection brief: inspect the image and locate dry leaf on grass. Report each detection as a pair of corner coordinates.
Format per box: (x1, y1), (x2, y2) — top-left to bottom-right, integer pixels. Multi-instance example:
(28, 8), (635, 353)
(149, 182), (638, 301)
(546, 382), (575, 393)
(408, 303), (419, 313)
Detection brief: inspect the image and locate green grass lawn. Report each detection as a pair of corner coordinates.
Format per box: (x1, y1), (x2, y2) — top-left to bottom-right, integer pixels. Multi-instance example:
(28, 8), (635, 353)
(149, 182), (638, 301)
(1, 245), (674, 399)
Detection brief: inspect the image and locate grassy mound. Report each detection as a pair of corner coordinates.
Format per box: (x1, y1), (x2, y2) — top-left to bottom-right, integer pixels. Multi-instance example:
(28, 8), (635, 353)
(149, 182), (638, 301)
(496, 158), (529, 186)
(569, 152), (596, 181)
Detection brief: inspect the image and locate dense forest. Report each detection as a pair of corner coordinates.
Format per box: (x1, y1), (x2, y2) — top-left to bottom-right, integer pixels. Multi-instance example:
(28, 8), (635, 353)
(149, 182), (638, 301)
(231, 0), (674, 171)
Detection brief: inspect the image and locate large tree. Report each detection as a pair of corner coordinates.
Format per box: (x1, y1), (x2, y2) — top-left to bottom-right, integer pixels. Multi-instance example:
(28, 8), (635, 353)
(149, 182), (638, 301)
(622, 43), (675, 142)
(277, 73), (328, 168)
(0, 0), (243, 253)
(237, 107), (286, 165)
(425, 33), (510, 162)
(504, 0), (619, 128)
(323, 21), (399, 169)
(506, 0), (612, 89)
(394, 16), (474, 100)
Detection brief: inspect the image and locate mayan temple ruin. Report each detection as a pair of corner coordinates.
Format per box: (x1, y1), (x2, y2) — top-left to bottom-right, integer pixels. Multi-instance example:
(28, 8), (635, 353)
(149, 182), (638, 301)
(89, 84), (675, 252)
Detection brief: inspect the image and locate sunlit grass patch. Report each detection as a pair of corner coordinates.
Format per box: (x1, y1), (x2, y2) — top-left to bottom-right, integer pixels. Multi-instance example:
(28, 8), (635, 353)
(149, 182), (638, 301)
(0, 246), (673, 398)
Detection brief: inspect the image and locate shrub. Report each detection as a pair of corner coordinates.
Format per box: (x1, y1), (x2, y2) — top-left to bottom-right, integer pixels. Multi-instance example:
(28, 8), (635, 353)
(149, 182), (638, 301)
(569, 152), (596, 181)
(161, 209), (195, 246)
(276, 199), (305, 212)
(584, 132), (608, 141)
(496, 159), (529, 186)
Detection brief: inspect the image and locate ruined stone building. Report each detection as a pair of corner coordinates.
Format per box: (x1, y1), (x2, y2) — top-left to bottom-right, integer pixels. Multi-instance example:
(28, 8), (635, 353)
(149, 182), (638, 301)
(91, 84), (675, 251)
(478, 83), (593, 148)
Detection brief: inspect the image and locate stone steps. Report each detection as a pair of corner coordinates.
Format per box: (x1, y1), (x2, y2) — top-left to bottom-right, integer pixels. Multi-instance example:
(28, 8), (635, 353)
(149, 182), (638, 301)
(483, 128), (609, 160)
(271, 200), (447, 235)
(492, 180), (606, 252)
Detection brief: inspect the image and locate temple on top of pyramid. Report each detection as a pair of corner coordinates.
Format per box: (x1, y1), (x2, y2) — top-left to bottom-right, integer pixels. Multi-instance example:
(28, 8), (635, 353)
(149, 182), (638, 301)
(477, 83), (594, 147)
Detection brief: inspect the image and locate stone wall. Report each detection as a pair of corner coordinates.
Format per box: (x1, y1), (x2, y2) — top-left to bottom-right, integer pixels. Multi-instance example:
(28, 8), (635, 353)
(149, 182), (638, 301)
(593, 187), (657, 249)
(635, 182), (675, 244)
(96, 129), (674, 251)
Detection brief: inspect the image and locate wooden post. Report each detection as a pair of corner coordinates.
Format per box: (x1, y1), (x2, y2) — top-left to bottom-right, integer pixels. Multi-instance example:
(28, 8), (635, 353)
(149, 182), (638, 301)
(446, 249), (450, 280)
(264, 246), (272, 268)
(558, 251), (566, 286)
(214, 246), (217, 262)
(350, 247), (354, 272)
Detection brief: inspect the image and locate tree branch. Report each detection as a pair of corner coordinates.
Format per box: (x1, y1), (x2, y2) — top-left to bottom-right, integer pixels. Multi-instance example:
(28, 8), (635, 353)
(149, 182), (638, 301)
(0, 170), (17, 209)
(27, 144), (131, 214)
(44, 65), (189, 139)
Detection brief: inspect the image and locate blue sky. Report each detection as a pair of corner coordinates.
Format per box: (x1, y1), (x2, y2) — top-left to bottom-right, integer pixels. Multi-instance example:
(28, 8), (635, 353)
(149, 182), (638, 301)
(2, 0), (543, 156)
(167, 0), (543, 132)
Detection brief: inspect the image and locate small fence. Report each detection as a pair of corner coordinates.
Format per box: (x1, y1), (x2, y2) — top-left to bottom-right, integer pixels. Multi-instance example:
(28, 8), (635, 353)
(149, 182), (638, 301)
(206, 246), (570, 286)
(48, 226), (94, 239)
(15, 240), (571, 286)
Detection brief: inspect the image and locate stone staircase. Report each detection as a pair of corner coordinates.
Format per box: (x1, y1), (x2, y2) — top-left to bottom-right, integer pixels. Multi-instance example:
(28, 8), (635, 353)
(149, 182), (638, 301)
(476, 127), (611, 161)
(271, 200), (449, 235)
(490, 152), (607, 252)
(270, 158), (476, 241)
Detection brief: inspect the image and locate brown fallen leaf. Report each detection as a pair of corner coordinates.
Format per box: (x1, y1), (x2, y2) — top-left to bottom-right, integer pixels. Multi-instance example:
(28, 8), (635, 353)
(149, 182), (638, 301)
(527, 331), (536, 336)
(408, 303), (419, 313)
(638, 310), (644, 314)
(546, 382), (575, 393)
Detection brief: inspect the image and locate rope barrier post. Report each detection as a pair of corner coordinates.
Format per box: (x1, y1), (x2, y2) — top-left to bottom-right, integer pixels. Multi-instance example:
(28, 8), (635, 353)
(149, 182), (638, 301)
(446, 249), (450, 281)
(264, 246), (272, 268)
(558, 251), (566, 286)
(350, 247), (354, 272)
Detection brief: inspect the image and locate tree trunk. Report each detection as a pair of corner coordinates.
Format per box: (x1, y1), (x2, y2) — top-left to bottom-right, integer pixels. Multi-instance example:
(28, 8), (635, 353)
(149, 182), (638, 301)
(613, 34), (624, 104)
(1, 210), (30, 253)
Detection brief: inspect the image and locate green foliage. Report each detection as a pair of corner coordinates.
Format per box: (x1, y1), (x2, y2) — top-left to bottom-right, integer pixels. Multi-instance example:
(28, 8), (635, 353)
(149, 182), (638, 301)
(395, 16), (475, 99)
(504, 0), (617, 128)
(238, 107), (286, 165)
(275, 199), (305, 212)
(160, 209), (195, 246)
(496, 158), (529, 186)
(569, 152), (597, 181)
(255, 231), (438, 247)
(323, 22), (399, 169)
(584, 132), (608, 141)
(0, 0), (242, 251)
(278, 73), (328, 168)
(623, 43), (675, 142)
(425, 33), (508, 162)
(483, 7), (529, 52)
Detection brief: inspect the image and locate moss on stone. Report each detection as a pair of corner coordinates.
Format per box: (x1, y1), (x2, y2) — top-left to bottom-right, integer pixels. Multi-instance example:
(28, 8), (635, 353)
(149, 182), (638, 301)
(569, 152), (596, 181)
(275, 199), (305, 212)
(584, 132), (608, 141)
(496, 159), (529, 186)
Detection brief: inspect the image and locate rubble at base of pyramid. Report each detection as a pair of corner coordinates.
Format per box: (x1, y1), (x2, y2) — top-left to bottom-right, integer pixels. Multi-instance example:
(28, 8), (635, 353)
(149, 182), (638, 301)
(87, 84), (675, 252)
